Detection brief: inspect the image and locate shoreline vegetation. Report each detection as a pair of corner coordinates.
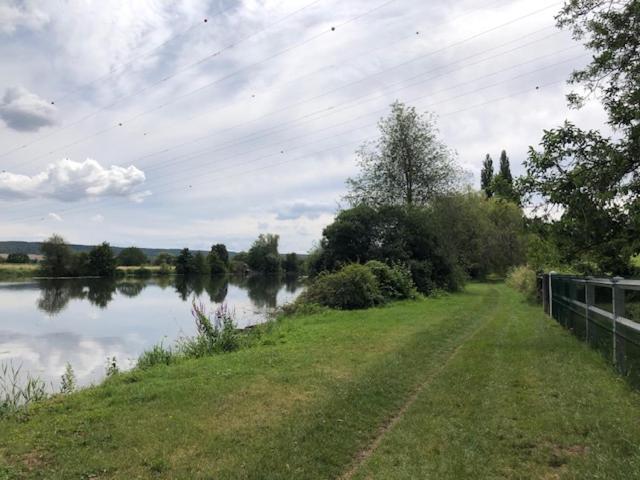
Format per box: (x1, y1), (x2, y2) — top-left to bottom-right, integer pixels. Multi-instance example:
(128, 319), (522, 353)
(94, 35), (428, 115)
(2, 283), (640, 478)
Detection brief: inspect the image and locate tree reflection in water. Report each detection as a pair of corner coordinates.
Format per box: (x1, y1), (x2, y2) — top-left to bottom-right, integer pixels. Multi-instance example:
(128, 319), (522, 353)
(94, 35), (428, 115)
(36, 275), (298, 316)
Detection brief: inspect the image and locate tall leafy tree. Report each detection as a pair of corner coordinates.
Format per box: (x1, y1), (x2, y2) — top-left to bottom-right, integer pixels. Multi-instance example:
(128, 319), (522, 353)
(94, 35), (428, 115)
(247, 234), (282, 274)
(480, 154), (494, 198)
(283, 252), (300, 274)
(498, 150), (513, 183)
(520, 0), (639, 273)
(175, 248), (194, 275)
(493, 150), (518, 202)
(207, 244), (228, 275)
(88, 242), (117, 277)
(40, 234), (73, 277)
(346, 101), (460, 206)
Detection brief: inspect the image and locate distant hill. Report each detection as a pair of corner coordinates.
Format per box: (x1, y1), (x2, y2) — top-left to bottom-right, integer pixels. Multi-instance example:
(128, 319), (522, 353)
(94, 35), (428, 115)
(0, 241), (231, 259)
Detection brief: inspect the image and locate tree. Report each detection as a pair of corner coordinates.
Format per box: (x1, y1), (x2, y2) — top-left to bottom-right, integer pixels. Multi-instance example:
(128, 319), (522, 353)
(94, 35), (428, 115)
(346, 101), (460, 206)
(283, 252), (300, 274)
(498, 150), (513, 183)
(211, 244), (229, 265)
(117, 247), (148, 266)
(480, 154), (494, 198)
(40, 235), (73, 277)
(492, 150), (518, 202)
(207, 244), (229, 275)
(192, 252), (210, 275)
(6, 253), (30, 264)
(520, 0), (639, 273)
(247, 234), (282, 274)
(175, 248), (194, 275)
(88, 242), (117, 277)
(153, 252), (175, 266)
(314, 205), (464, 294)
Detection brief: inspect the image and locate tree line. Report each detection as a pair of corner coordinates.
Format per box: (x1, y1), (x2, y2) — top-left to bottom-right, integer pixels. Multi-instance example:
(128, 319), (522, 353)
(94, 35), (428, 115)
(35, 233), (303, 278)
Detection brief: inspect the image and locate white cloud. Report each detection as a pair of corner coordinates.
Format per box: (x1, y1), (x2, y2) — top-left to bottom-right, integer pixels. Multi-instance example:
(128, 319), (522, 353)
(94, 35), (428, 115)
(48, 212), (62, 222)
(0, 1), (49, 35)
(275, 200), (335, 220)
(0, 158), (148, 202)
(0, 0), (609, 252)
(0, 86), (56, 131)
(90, 214), (104, 223)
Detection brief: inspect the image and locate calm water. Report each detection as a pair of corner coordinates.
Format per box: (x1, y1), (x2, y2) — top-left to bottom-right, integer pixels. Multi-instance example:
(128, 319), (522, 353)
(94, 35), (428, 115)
(0, 275), (302, 389)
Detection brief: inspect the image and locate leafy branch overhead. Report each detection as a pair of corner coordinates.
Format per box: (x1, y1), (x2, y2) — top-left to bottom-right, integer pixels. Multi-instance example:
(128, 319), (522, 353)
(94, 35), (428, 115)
(519, 0), (639, 274)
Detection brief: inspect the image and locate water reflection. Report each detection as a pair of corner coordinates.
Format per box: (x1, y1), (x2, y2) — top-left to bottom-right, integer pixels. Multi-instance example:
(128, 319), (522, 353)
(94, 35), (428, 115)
(0, 275), (303, 389)
(33, 275), (296, 316)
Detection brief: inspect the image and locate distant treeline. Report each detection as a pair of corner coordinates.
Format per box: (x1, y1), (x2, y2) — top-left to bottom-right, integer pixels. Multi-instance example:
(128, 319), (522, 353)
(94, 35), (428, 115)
(29, 234), (304, 278)
(0, 241), (218, 260)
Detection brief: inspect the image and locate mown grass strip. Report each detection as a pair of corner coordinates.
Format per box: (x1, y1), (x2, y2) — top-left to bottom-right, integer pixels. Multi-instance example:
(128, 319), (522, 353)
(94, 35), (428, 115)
(351, 284), (640, 479)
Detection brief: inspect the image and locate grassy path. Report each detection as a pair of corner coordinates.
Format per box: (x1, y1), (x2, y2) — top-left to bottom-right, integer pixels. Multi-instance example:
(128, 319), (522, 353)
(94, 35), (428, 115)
(351, 284), (640, 479)
(2, 283), (640, 478)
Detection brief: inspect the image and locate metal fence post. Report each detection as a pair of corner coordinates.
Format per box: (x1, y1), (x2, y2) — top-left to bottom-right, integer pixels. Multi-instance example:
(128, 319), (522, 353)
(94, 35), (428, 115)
(549, 271), (556, 319)
(612, 277), (625, 367)
(585, 277), (593, 342)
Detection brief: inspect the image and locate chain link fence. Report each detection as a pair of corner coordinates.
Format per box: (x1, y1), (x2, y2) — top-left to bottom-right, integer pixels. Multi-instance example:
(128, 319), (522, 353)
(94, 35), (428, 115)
(539, 273), (640, 388)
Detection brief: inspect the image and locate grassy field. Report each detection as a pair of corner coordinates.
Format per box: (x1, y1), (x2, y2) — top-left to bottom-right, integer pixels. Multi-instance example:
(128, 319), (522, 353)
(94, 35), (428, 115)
(0, 264), (173, 280)
(0, 263), (38, 279)
(1, 283), (640, 479)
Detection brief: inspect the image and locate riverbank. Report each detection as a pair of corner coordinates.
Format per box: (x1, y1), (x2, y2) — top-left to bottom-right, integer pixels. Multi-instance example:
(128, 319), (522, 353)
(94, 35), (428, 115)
(2, 283), (640, 478)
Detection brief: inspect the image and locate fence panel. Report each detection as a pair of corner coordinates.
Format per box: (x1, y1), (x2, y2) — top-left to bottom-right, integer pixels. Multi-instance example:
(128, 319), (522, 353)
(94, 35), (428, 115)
(546, 274), (640, 388)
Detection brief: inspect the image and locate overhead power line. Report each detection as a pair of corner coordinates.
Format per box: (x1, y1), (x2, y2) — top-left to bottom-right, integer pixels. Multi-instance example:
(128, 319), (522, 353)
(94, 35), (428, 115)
(3, 1), (559, 171)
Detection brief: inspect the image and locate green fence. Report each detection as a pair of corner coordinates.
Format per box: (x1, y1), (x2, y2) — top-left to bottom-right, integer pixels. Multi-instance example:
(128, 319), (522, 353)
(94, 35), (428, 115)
(546, 274), (640, 388)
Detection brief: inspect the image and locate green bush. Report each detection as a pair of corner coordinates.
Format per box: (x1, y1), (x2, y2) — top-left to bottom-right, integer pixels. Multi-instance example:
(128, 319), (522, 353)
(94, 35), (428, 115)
(506, 265), (537, 300)
(365, 260), (417, 301)
(301, 263), (382, 310)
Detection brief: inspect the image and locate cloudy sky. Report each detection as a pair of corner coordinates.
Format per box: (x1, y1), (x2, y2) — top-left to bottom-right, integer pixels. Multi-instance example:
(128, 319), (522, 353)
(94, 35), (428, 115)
(0, 0), (607, 253)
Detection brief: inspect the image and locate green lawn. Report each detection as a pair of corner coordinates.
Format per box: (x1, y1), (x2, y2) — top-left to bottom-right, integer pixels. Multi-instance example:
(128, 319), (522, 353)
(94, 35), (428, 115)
(1, 283), (640, 479)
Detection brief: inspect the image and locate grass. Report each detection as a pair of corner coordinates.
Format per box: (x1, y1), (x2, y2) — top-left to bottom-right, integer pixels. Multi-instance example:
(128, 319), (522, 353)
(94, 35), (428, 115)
(0, 264), (173, 280)
(1, 283), (640, 478)
(0, 263), (38, 279)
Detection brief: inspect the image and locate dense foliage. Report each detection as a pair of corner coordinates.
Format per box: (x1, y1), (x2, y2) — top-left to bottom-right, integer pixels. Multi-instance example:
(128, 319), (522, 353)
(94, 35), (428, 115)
(301, 264), (382, 310)
(308, 196), (525, 294)
(520, 0), (639, 275)
(39, 236), (117, 277)
(5, 253), (30, 264)
(117, 247), (148, 266)
(247, 234), (282, 274)
(207, 244), (229, 275)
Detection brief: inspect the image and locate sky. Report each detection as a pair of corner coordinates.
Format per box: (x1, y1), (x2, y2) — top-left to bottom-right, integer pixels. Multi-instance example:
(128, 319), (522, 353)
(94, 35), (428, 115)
(0, 0), (608, 253)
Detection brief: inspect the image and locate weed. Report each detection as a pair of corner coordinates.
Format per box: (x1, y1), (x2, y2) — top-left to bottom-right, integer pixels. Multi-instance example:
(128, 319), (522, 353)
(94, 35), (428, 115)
(60, 362), (76, 394)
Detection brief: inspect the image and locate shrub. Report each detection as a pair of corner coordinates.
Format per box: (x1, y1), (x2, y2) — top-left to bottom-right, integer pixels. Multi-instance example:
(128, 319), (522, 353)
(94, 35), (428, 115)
(158, 262), (172, 276)
(301, 263), (382, 310)
(506, 265), (537, 301)
(137, 342), (175, 369)
(365, 260), (416, 300)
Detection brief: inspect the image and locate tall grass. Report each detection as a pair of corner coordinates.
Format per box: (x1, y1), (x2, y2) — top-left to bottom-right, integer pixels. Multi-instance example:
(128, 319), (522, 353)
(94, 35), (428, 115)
(177, 302), (239, 357)
(0, 362), (48, 417)
(136, 302), (239, 369)
(506, 265), (537, 301)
